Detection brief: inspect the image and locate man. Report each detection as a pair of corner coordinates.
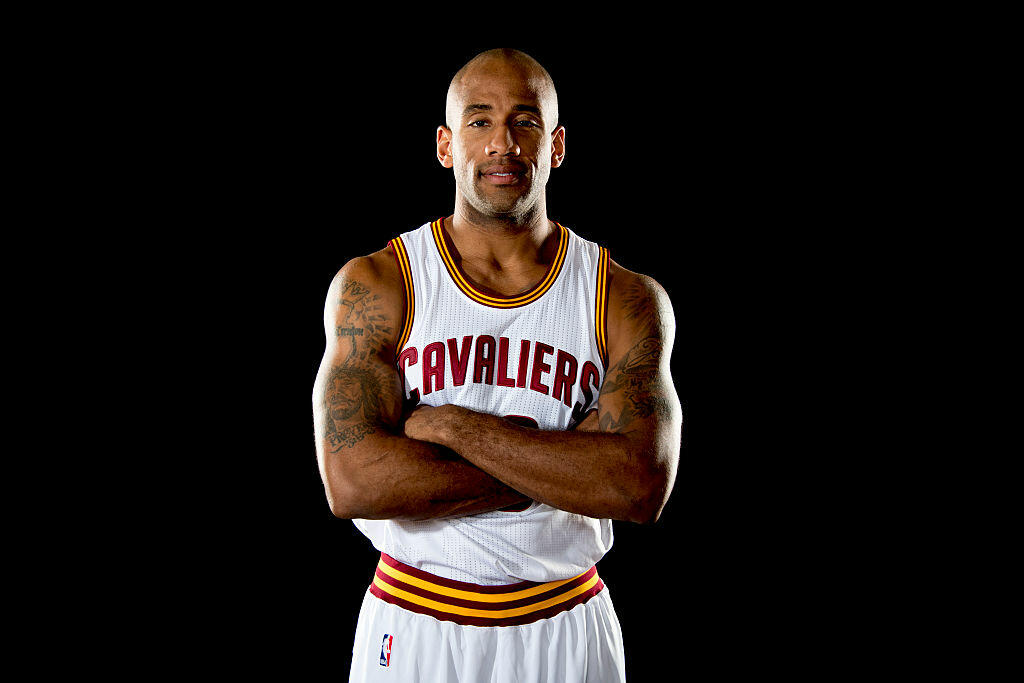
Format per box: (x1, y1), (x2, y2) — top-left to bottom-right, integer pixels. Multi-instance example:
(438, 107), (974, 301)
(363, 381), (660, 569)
(313, 48), (682, 682)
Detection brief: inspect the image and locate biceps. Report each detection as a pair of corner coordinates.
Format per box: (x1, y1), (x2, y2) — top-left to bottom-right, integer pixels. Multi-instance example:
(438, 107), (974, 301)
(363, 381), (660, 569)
(597, 339), (676, 434)
(314, 352), (405, 450)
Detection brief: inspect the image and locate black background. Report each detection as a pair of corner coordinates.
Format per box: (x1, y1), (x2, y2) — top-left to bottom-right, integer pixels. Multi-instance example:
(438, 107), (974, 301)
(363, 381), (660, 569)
(305, 45), (695, 679)
(153, 37), (843, 679)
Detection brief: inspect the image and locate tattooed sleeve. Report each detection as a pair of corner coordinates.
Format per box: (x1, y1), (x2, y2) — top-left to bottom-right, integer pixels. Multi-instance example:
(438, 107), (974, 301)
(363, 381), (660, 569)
(316, 273), (401, 453)
(598, 278), (675, 433)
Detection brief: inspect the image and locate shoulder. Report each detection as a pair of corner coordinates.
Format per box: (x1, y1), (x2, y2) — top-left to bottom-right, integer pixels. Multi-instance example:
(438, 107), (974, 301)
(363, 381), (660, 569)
(323, 246), (406, 331)
(605, 259), (676, 356)
(328, 247), (402, 296)
(326, 222), (433, 304)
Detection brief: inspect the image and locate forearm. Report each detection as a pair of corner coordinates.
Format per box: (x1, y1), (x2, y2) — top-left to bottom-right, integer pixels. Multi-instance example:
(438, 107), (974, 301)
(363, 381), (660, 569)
(317, 430), (527, 521)
(313, 258), (528, 521)
(419, 406), (671, 523)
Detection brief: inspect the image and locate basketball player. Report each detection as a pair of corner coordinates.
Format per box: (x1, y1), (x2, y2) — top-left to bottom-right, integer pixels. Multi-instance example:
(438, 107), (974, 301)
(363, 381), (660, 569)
(313, 49), (682, 682)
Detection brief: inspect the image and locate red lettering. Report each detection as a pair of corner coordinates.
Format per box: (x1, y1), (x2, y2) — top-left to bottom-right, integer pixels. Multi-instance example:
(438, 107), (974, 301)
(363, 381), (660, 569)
(516, 340), (531, 388)
(411, 336), (598, 409)
(473, 335), (496, 384)
(422, 341), (445, 395)
(397, 347), (418, 388)
(447, 336), (472, 386)
(580, 360), (600, 408)
(497, 337), (515, 387)
(552, 350), (579, 408)
(530, 342), (554, 395)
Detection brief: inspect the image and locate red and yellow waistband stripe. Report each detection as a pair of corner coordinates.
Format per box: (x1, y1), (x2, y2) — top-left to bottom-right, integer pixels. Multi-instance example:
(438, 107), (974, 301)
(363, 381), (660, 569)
(369, 553), (604, 627)
(430, 218), (569, 309)
(595, 246), (610, 369)
(387, 236), (415, 352)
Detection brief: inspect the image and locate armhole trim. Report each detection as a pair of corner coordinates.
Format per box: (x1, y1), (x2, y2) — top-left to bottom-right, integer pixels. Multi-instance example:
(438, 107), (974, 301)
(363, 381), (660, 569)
(595, 246), (610, 371)
(388, 236), (415, 353)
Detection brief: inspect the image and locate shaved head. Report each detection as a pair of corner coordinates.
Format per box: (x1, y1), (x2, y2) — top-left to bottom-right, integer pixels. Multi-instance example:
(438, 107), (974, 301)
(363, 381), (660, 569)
(445, 49), (559, 133)
(437, 48), (565, 224)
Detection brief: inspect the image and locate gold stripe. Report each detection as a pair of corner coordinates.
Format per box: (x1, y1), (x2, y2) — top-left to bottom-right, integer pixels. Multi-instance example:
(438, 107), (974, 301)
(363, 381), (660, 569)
(434, 219), (564, 306)
(391, 236), (414, 351)
(595, 248), (603, 356)
(432, 220), (568, 308)
(372, 573), (601, 619)
(393, 242), (410, 350)
(595, 247), (609, 366)
(376, 560), (586, 604)
(398, 239), (414, 349)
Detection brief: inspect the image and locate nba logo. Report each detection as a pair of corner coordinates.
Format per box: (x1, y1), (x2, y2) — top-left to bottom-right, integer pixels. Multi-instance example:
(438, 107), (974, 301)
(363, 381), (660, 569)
(379, 634), (393, 668)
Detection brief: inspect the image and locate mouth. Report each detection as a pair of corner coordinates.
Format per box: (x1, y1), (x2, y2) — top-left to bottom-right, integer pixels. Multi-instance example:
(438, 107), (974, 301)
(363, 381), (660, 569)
(480, 164), (526, 186)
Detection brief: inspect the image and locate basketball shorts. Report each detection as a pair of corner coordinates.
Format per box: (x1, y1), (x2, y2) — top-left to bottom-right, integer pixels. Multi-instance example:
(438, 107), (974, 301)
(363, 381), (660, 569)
(349, 553), (626, 682)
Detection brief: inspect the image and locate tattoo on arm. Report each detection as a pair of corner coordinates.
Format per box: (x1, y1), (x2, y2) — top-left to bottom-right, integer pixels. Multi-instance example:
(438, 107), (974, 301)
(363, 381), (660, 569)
(620, 280), (661, 335)
(599, 337), (669, 431)
(321, 364), (388, 452)
(318, 278), (398, 452)
(599, 279), (673, 432)
(335, 280), (394, 363)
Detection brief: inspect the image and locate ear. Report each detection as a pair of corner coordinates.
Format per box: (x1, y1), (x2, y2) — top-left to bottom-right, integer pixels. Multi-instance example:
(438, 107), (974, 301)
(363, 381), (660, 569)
(437, 126), (454, 168)
(550, 126), (566, 168)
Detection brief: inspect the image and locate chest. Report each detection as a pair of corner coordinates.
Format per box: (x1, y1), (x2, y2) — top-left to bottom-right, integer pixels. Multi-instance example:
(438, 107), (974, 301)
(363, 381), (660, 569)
(398, 300), (602, 430)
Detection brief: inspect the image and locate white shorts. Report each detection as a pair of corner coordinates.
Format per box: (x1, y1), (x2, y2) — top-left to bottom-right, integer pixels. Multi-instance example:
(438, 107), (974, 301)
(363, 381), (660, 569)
(349, 554), (626, 682)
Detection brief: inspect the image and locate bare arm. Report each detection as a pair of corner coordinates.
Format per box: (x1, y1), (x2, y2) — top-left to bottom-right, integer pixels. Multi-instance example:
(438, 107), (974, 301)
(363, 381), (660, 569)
(313, 251), (527, 520)
(405, 264), (682, 524)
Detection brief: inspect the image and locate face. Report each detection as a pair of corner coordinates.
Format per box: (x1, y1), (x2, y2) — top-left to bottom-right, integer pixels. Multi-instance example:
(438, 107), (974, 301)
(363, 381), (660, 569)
(327, 376), (362, 423)
(438, 60), (565, 221)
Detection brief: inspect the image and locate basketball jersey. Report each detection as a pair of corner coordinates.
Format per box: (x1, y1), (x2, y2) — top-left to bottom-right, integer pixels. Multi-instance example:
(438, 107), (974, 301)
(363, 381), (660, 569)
(353, 218), (614, 585)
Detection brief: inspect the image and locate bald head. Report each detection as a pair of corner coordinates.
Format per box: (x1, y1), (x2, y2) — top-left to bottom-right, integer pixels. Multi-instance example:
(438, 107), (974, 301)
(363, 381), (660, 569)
(445, 49), (559, 133)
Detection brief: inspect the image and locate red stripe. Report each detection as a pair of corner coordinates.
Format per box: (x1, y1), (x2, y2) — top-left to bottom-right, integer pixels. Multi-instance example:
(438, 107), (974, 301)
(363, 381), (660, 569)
(430, 219), (568, 309)
(369, 579), (605, 628)
(380, 553), (542, 594)
(371, 554), (605, 627)
(388, 236), (414, 353)
(599, 247), (610, 370)
(374, 566), (598, 612)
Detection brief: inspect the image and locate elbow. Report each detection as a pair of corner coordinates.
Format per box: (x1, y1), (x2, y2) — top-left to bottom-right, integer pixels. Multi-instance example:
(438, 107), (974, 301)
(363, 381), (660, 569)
(626, 493), (668, 525)
(317, 438), (385, 519)
(624, 458), (676, 525)
(326, 492), (358, 519)
(323, 471), (371, 519)
(317, 436), (395, 519)
(325, 487), (358, 519)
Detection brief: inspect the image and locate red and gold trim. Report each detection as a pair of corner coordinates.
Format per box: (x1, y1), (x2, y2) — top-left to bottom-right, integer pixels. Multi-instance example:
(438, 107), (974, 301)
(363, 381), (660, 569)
(369, 553), (605, 627)
(430, 218), (569, 309)
(387, 236), (415, 352)
(595, 246), (611, 369)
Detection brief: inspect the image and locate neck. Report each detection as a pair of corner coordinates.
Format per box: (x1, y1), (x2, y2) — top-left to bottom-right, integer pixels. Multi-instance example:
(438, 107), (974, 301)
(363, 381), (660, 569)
(450, 196), (553, 266)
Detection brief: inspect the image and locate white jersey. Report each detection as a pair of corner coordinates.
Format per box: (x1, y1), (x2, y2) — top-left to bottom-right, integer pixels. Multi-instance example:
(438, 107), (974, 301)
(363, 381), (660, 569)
(354, 218), (614, 585)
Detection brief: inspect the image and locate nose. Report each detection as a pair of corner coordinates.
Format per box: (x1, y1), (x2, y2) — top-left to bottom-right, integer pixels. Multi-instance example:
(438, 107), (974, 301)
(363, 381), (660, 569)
(485, 124), (520, 157)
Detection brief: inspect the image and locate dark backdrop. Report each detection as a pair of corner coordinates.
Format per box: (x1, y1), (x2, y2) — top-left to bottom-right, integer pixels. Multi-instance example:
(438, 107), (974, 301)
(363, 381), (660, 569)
(174, 42), (739, 680)
(117, 16), (895, 675)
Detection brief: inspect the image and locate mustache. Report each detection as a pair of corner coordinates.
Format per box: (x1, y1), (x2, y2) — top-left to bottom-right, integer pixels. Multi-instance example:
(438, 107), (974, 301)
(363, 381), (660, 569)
(477, 161), (528, 175)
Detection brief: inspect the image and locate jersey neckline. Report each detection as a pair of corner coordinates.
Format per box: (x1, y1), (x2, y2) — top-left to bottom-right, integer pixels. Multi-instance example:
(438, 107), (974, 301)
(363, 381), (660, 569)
(429, 218), (569, 309)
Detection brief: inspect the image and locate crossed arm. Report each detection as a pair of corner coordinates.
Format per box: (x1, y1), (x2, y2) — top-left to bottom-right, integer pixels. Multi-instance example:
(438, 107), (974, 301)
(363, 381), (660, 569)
(313, 250), (527, 520)
(313, 250), (682, 524)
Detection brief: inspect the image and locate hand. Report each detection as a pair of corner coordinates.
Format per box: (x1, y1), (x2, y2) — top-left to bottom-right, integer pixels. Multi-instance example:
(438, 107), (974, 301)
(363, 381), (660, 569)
(403, 404), (455, 445)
